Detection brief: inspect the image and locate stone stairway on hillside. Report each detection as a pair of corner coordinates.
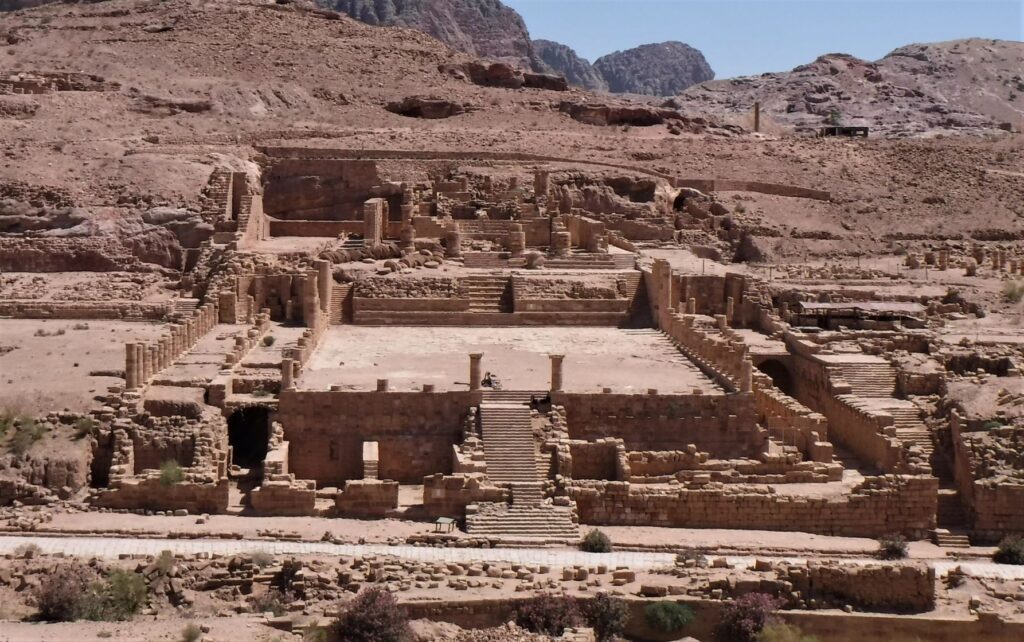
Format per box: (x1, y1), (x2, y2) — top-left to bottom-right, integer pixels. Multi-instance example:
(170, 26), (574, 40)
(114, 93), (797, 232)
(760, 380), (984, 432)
(835, 361), (897, 397)
(464, 275), (512, 314)
(465, 482), (580, 539)
(888, 405), (935, 458)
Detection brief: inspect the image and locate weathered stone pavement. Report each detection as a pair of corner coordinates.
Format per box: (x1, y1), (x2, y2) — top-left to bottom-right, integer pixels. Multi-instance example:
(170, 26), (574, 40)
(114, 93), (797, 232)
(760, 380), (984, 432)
(1, 535), (1022, 581)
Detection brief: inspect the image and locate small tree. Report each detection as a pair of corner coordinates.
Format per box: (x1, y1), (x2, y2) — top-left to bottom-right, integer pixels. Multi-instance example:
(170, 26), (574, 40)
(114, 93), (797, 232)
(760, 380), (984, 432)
(993, 535), (1024, 565)
(717, 593), (784, 642)
(514, 594), (582, 637)
(877, 534), (909, 560)
(580, 529), (613, 553)
(181, 623), (202, 642)
(332, 587), (411, 642)
(585, 593), (630, 642)
(159, 460), (185, 486)
(644, 601), (695, 634)
(103, 569), (148, 621)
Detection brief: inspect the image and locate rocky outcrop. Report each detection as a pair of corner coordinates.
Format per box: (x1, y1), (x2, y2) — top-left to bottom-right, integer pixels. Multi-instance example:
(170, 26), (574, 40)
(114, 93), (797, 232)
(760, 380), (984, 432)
(533, 39), (607, 92)
(386, 96), (471, 119)
(676, 39), (1024, 136)
(440, 61), (567, 91)
(594, 41), (715, 96)
(322, 0), (541, 71)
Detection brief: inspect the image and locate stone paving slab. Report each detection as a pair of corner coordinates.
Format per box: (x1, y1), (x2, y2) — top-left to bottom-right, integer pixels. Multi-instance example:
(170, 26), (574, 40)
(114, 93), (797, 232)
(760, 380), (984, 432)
(0, 536), (1022, 581)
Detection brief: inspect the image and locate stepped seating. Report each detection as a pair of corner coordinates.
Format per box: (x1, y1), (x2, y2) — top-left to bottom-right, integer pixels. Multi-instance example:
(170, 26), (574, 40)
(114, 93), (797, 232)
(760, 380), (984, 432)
(610, 253), (637, 270)
(464, 275), (512, 313)
(836, 361), (897, 397)
(463, 252), (511, 269)
(888, 405), (934, 458)
(546, 252), (618, 270)
(465, 496), (580, 539)
(172, 298), (200, 316)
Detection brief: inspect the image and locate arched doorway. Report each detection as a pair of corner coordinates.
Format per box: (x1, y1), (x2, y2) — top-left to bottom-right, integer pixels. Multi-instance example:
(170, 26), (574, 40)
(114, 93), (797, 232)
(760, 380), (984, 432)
(228, 407), (270, 470)
(757, 359), (794, 396)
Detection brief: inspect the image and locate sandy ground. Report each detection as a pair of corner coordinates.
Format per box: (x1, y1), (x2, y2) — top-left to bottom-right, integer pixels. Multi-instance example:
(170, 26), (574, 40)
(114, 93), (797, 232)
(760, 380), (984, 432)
(298, 326), (720, 393)
(0, 319), (165, 414)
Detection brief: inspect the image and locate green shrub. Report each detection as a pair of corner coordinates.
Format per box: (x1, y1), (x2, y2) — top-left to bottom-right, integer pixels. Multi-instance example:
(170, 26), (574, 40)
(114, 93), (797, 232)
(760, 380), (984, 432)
(514, 594), (581, 637)
(14, 542), (41, 558)
(676, 548), (708, 567)
(102, 569), (148, 620)
(74, 417), (96, 440)
(155, 550), (175, 575)
(585, 593), (629, 642)
(716, 593), (784, 642)
(35, 564), (96, 621)
(262, 335), (276, 347)
(758, 622), (819, 642)
(1002, 281), (1024, 303)
(251, 550), (274, 569)
(159, 460), (185, 486)
(9, 416), (45, 455)
(993, 535), (1024, 565)
(983, 419), (1004, 430)
(251, 589), (290, 617)
(644, 601), (695, 634)
(181, 623), (202, 642)
(877, 534), (909, 560)
(333, 587), (412, 642)
(580, 529), (612, 553)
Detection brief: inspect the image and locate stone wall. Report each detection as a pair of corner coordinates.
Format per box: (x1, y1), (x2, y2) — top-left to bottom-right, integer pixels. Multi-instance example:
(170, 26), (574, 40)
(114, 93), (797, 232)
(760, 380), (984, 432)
(788, 562), (935, 613)
(278, 391), (475, 487)
(554, 392), (764, 458)
(568, 475), (937, 538)
(0, 300), (170, 320)
(94, 476), (230, 514)
(261, 159), (380, 221)
(567, 440), (621, 481)
(422, 473), (508, 519)
(335, 479), (399, 518)
(249, 476), (316, 516)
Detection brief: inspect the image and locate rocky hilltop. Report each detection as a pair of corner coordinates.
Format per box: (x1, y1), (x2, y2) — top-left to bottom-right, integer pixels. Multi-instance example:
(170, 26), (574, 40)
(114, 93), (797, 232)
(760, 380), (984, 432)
(320, 0), (540, 70)
(595, 41), (715, 96)
(676, 39), (1023, 136)
(533, 39), (607, 92)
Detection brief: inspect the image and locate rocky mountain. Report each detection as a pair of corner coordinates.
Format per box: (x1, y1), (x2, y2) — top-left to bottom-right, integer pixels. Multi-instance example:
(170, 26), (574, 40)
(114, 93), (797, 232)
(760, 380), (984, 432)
(675, 39), (1024, 137)
(320, 0), (540, 71)
(594, 41), (715, 96)
(532, 39), (607, 92)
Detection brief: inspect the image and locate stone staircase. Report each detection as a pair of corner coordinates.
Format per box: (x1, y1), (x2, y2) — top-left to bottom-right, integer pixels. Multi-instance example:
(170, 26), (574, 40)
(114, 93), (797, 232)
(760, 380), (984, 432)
(932, 528), (971, 548)
(888, 405), (934, 458)
(172, 298), (200, 316)
(463, 252), (511, 269)
(836, 361), (897, 397)
(329, 284), (351, 324)
(340, 237), (364, 250)
(619, 272), (642, 300)
(546, 252), (617, 270)
(464, 275), (512, 313)
(610, 253), (637, 270)
(465, 482), (580, 539)
(479, 401), (537, 483)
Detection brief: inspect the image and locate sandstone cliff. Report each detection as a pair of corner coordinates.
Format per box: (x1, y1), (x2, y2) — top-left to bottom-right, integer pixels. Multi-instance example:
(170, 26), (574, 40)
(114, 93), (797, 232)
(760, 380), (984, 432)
(533, 39), (608, 92)
(594, 41), (715, 96)
(321, 0), (540, 70)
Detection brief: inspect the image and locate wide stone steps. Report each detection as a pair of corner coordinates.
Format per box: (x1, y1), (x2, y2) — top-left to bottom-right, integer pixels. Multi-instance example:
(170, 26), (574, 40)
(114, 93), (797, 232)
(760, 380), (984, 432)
(464, 276), (512, 314)
(173, 298), (200, 316)
(888, 407), (934, 456)
(837, 363), (897, 397)
(480, 403), (538, 484)
(932, 529), (971, 548)
(329, 284), (351, 324)
(466, 502), (579, 539)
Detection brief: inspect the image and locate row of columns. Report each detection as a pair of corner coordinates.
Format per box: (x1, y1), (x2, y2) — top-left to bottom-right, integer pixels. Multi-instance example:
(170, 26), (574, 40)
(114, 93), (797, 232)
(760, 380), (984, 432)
(467, 352), (565, 393)
(125, 302), (218, 390)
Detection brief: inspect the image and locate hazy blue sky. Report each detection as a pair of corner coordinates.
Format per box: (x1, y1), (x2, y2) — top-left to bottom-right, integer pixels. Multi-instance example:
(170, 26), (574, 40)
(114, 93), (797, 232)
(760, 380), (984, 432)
(504, 0), (1023, 78)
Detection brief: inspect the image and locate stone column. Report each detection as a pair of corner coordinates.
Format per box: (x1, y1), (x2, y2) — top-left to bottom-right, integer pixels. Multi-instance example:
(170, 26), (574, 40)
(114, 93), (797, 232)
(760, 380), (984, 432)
(686, 298), (696, 314)
(125, 343), (139, 390)
(726, 296), (735, 322)
(549, 354), (565, 393)
(219, 292), (237, 323)
(533, 169), (550, 200)
(469, 353), (483, 392)
(715, 314), (728, 331)
(444, 230), (463, 258)
(740, 360), (753, 393)
(149, 345), (160, 377)
(551, 230), (571, 257)
(363, 198), (385, 246)
(281, 358), (294, 391)
(141, 343), (153, 383)
(399, 225), (416, 251)
(508, 223), (526, 258)
(315, 260), (331, 314)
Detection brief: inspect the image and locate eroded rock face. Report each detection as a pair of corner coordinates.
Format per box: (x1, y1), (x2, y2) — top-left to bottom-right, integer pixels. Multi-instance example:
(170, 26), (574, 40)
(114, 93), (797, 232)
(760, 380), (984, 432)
(594, 41), (715, 96)
(533, 39), (608, 92)
(441, 61), (567, 91)
(323, 0), (539, 70)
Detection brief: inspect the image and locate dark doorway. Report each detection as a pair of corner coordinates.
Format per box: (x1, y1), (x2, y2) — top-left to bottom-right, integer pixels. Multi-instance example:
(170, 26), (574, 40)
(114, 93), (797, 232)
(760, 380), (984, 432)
(228, 407), (270, 469)
(757, 359), (794, 396)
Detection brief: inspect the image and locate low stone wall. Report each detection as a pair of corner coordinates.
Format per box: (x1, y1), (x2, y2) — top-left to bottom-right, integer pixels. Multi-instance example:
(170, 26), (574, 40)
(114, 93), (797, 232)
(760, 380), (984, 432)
(422, 473), (508, 519)
(335, 479), (399, 518)
(567, 475), (937, 538)
(0, 300), (170, 320)
(94, 477), (230, 514)
(267, 219), (365, 237)
(790, 562), (935, 613)
(567, 440), (621, 481)
(249, 477), (316, 516)
(554, 392), (764, 459)
(354, 297), (469, 312)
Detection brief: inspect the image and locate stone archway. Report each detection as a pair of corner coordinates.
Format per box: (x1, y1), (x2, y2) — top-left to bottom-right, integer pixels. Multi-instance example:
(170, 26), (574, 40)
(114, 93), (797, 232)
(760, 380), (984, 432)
(757, 359), (794, 396)
(228, 406), (270, 470)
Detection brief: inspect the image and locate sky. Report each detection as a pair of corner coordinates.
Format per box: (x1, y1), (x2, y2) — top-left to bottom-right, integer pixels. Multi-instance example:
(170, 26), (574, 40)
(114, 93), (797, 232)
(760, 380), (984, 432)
(503, 0), (1024, 79)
